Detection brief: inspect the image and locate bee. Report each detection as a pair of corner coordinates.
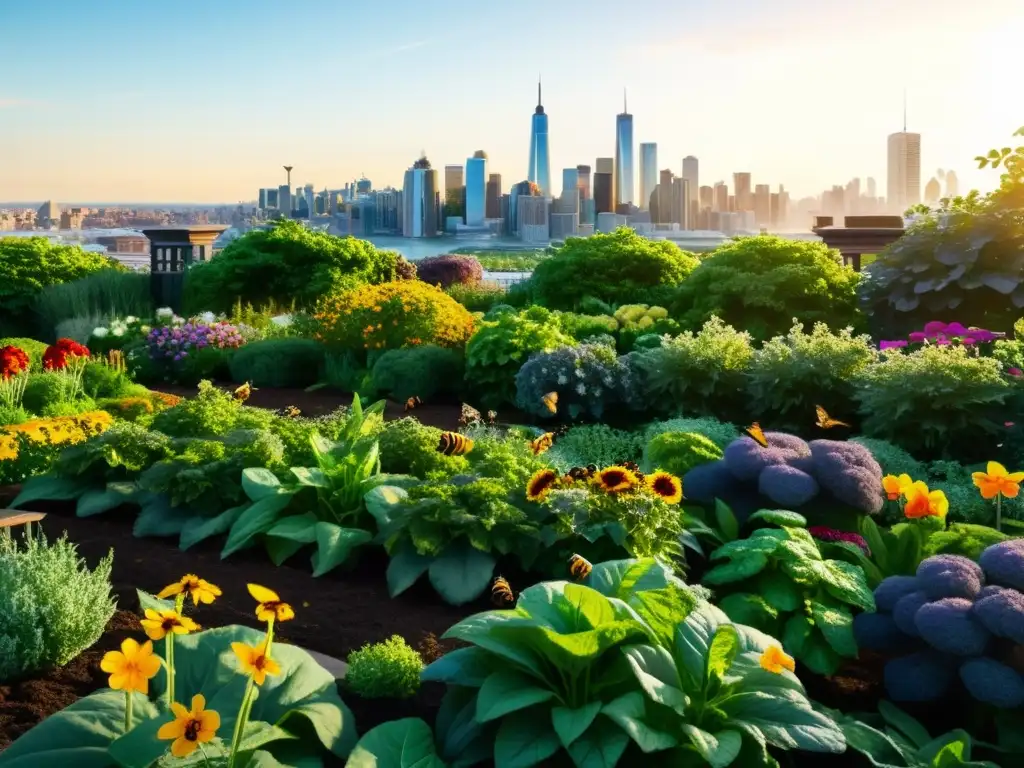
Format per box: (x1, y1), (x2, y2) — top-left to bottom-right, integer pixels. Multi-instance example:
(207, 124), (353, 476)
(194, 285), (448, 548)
(405, 396), (422, 412)
(814, 405), (850, 430)
(233, 382), (255, 402)
(621, 460), (644, 480)
(280, 405), (302, 419)
(437, 431), (474, 456)
(567, 464), (598, 481)
(529, 432), (554, 456)
(745, 422), (768, 448)
(568, 554), (593, 581)
(541, 391), (558, 414)
(459, 403), (483, 427)
(491, 576), (516, 607)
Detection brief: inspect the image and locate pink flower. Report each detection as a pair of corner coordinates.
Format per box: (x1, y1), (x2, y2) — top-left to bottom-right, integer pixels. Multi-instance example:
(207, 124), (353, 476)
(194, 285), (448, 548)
(1006, 422), (1015, 428)
(908, 332), (927, 343)
(944, 322), (969, 337)
(923, 321), (948, 337)
(808, 526), (870, 554)
(1009, 368), (1023, 377)
(880, 340), (908, 350)
(961, 336), (975, 346)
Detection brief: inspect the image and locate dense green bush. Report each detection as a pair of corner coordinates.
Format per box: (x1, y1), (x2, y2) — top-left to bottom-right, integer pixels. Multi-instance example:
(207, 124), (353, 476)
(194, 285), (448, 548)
(0, 237), (123, 335)
(81, 361), (136, 400)
(853, 345), (1009, 460)
(642, 430), (723, 476)
(643, 415), (740, 450)
(529, 227), (699, 310)
(464, 306), (574, 409)
(747, 322), (875, 432)
(228, 337), (326, 388)
(183, 220), (401, 313)
(672, 236), (862, 342)
(33, 270), (151, 341)
(544, 424), (644, 471)
(0, 338), (48, 371)
(22, 372), (80, 414)
(0, 533), (115, 680)
(557, 312), (619, 342)
(631, 316), (753, 421)
(377, 417), (469, 479)
(150, 380), (272, 438)
(344, 635), (424, 699)
(370, 345), (464, 402)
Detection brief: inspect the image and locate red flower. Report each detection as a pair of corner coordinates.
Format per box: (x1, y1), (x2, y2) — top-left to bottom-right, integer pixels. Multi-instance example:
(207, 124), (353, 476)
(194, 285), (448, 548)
(0, 345), (30, 380)
(43, 338), (90, 370)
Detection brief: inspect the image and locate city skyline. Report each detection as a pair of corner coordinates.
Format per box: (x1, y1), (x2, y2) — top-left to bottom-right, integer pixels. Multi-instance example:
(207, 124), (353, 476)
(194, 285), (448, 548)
(0, 0), (1017, 203)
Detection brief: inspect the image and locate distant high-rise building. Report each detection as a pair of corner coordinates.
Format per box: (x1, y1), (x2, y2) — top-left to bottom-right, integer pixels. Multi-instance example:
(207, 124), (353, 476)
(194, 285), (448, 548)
(733, 173), (752, 211)
(356, 177), (372, 195)
(924, 177), (941, 204)
(36, 200), (58, 225)
(304, 184), (315, 219)
(258, 189), (268, 210)
(754, 184), (770, 226)
(682, 156), (699, 229)
(278, 185), (292, 216)
(562, 168), (579, 199)
(266, 188), (279, 209)
(713, 182), (728, 212)
(508, 180), (539, 236)
(444, 164), (465, 222)
(374, 188), (402, 233)
(559, 168), (580, 216)
(594, 157), (614, 214)
(698, 185), (713, 211)
(403, 156), (439, 238)
(485, 173), (502, 219)
(653, 169), (674, 223)
(866, 177), (877, 198)
(614, 91), (634, 206)
(528, 79), (551, 197)
(576, 165), (592, 199)
(887, 131), (921, 214)
(945, 170), (959, 198)
(671, 177), (691, 229)
(638, 143), (657, 212)
(466, 150), (487, 227)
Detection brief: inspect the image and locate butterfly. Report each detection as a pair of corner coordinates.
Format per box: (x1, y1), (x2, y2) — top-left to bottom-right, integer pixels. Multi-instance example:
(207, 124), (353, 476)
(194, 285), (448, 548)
(745, 422), (768, 448)
(490, 576), (516, 607)
(567, 464), (598, 481)
(529, 432), (554, 456)
(621, 460), (645, 481)
(405, 396), (422, 412)
(437, 431), (474, 456)
(233, 382), (256, 402)
(815, 405), (850, 430)
(280, 405), (301, 418)
(541, 391), (558, 414)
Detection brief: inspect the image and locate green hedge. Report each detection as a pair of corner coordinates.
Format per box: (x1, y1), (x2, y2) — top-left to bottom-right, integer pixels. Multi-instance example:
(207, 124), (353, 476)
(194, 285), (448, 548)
(228, 338), (326, 388)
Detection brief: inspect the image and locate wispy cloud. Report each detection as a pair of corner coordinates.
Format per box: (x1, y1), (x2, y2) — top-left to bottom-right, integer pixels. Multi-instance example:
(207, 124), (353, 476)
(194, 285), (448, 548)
(388, 40), (429, 54)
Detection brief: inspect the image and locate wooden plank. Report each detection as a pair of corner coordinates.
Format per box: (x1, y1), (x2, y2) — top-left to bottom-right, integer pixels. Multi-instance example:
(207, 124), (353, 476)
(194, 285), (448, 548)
(0, 510), (46, 528)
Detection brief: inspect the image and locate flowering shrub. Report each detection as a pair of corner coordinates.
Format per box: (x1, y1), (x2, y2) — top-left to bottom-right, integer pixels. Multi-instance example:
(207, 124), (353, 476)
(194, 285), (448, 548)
(42, 338), (90, 370)
(612, 303), (681, 350)
(880, 320), (1006, 350)
(345, 635), (423, 699)
(0, 337), (47, 371)
(89, 315), (146, 353)
(515, 341), (643, 420)
(415, 253), (483, 289)
(314, 280), (475, 352)
(0, 410), (112, 460)
(146, 321), (244, 363)
(0, 345), (30, 380)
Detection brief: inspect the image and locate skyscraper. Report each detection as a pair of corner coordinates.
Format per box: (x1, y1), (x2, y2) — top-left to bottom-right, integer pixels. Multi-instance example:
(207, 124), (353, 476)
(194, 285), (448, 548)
(594, 158), (614, 214)
(614, 91), (634, 206)
(945, 171), (959, 198)
(528, 79), (551, 197)
(924, 177), (941, 204)
(733, 172), (752, 211)
(403, 156), (439, 238)
(887, 131), (921, 213)
(258, 189), (268, 210)
(639, 143), (657, 211)
(444, 164), (464, 221)
(866, 177), (877, 198)
(278, 184), (292, 217)
(562, 167), (579, 199)
(682, 156), (699, 229)
(486, 173), (502, 219)
(754, 184), (770, 226)
(713, 182), (728, 212)
(576, 165), (592, 199)
(466, 150), (487, 227)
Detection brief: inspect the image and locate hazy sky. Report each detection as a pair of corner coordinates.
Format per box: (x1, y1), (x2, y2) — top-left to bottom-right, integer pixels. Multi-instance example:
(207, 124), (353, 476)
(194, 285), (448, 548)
(0, 0), (1018, 203)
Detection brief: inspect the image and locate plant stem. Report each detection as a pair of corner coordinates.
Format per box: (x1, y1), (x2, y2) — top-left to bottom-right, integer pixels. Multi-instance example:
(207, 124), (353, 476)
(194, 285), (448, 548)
(226, 676), (256, 768)
(125, 690), (133, 732)
(165, 635), (175, 709)
(996, 493), (1003, 532)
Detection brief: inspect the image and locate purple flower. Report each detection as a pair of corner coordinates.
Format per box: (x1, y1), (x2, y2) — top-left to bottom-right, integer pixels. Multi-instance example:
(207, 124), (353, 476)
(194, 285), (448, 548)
(961, 337), (976, 346)
(935, 336), (951, 346)
(1009, 368), (1023, 377)
(881, 340), (908, 350)
(908, 332), (927, 342)
(808, 525), (871, 554)
(944, 322), (969, 336)
(923, 321), (948, 337)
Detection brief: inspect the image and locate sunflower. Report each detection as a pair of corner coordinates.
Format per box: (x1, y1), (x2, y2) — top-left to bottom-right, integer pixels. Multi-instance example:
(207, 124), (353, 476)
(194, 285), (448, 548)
(526, 469), (559, 502)
(595, 465), (639, 494)
(645, 471), (683, 504)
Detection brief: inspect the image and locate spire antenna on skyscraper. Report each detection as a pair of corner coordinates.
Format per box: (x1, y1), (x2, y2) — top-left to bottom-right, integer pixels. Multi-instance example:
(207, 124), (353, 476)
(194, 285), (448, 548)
(624, 87), (627, 114)
(902, 88), (907, 132)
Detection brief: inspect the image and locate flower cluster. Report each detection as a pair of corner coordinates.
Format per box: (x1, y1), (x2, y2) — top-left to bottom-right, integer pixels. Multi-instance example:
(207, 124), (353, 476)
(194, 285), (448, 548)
(146, 321), (245, 362)
(91, 315), (142, 341)
(881, 473), (949, 519)
(971, 460), (1023, 530)
(807, 525), (871, 553)
(0, 345), (30, 380)
(42, 338), (89, 370)
(155, 306), (186, 324)
(881, 321), (1006, 350)
(612, 303), (670, 331)
(0, 411), (112, 461)
(526, 464), (683, 505)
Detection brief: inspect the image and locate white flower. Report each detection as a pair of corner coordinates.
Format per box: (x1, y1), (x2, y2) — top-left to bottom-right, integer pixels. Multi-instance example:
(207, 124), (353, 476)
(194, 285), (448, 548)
(111, 325), (125, 337)
(199, 311), (216, 324)
(155, 307), (174, 319)
(557, 374), (569, 386)
(172, 315), (185, 325)
(124, 316), (138, 324)
(576, 383), (587, 395)
(270, 314), (293, 327)
(91, 327), (109, 338)
(575, 368), (585, 378)
(140, 325), (151, 334)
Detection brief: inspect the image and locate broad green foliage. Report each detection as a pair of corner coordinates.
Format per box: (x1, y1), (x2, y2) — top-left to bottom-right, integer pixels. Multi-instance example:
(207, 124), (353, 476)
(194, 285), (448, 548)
(377, 417), (470, 479)
(370, 345), (465, 402)
(704, 526), (875, 675)
(643, 416), (739, 451)
(546, 424), (645, 473)
(346, 718), (447, 768)
(529, 227), (699, 310)
(33, 270), (151, 342)
(0, 533), (115, 680)
(852, 346), (1009, 459)
(747, 322), (875, 432)
(0, 237), (123, 332)
(672, 236), (862, 343)
(465, 306), (574, 409)
(422, 560), (843, 767)
(151, 381), (273, 438)
(642, 431), (722, 477)
(345, 635), (424, 700)
(183, 219), (401, 313)
(228, 338), (326, 388)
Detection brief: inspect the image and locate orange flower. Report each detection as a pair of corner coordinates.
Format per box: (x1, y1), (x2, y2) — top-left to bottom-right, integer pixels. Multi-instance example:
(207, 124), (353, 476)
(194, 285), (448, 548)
(972, 461), (1024, 499)
(882, 474), (913, 501)
(759, 645), (795, 674)
(903, 481), (949, 519)
(100, 638), (162, 694)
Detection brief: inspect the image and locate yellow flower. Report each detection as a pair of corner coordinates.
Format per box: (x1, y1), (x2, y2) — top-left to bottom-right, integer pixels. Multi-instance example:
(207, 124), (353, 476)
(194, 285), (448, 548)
(646, 471), (683, 504)
(156, 574), (222, 606)
(231, 640), (282, 685)
(247, 583), (295, 623)
(882, 473), (913, 501)
(526, 469), (559, 501)
(140, 608), (200, 641)
(157, 694), (220, 758)
(595, 466), (638, 494)
(759, 645), (795, 674)
(903, 481), (949, 519)
(100, 638), (161, 694)
(972, 461), (1024, 499)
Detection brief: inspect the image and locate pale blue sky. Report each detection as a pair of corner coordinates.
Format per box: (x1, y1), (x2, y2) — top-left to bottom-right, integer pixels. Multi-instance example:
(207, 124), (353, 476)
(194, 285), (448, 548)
(0, 0), (1018, 203)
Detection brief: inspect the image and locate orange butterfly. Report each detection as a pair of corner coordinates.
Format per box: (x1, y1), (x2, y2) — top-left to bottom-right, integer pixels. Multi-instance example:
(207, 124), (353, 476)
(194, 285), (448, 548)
(745, 422), (768, 448)
(541, 391), (558, 414)
(814, 405), (850, 430)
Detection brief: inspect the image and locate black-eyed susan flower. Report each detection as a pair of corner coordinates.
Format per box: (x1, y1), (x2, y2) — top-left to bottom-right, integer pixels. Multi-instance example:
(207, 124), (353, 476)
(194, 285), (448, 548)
(100, 638), (161, 694)
(645, 471), (683, 505)
(526, 469), (559, 502)
(231, 640), (282, 686)
(141, 608), (200, 641)
(759, 645), (795, 674)
(595, 465), (638, 494)
(157, 694), (220, 758)
(247, 583), (295, 624)
(156, 574), (222, 606)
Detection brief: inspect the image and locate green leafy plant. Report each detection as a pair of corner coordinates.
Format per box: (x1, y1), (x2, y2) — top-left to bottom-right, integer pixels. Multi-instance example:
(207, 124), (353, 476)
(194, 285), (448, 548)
(33, 269), (151, 342)
(0, 429), (66, 484)
(227, 338), (326, 388)
(703, 525), (876, 675)
(545, 424), (645, 473)
(377, 418), (469, 479)
(345, 635), (424, 700)
(642, 431), (723, 477)
(346, 718), (447, 768)
(0, 532), (115, 680)
(150, 381), (273, 439)
(370, 345), (464, 402)
(643, 416), (740, 451)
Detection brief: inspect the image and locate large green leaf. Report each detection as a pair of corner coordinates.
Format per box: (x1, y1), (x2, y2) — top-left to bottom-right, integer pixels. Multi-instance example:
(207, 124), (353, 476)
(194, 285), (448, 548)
(434, 688), (488, 766)
(221, 492), (294, 558)
(680, 725), (743, 768)
(289, 467), (330, 488)
(0, 690), (158, 768)
(493, 709), (561, 768)
(11, 474), (86, 508)
(242, 467), (283, 501)
(441, 613), (548, 682)
(709, 534), (785, 562)
(265, 513), (319, 543)
(714, 499), (739, 541)
(600, 692), (676, 753)
(585, 558), (684, 600)
(746, 510), (807, 528)
(346, 718), (447, 768)
(567, 721), (630, 768)
(799, 630), (843, 676)
(179, 505), (246, 550)
(428, 543), (496, 606)
(673, 602), (731, 689)
(551, 702), (603, 749)
(718, 593), (778, 630)
(421, 647), (497, 688)
(508, 621), (648, 677)
(702, 554), (769, 585)
(621, 644), (688, 715)
(311, 522), (373, 577)
(877, 700), (932, 750)
(475, 670), (555, 723)
(705, 625), (740, 686)
(719, 691), (844, 753)
(364, 485), (409, 536)
(756, 571), (802, 612)
(810, 600), (857, 658)
(133, 495), (190, 538)
(818, 560), (875, 611)
(77, 483), (138, 517)
(386, 544), (432, 597)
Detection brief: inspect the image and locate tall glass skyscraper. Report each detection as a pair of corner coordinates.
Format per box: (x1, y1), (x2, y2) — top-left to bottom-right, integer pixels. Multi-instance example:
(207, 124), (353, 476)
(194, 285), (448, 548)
(614, 92), (634, 206)
(639, 143), (657, 210)
(465, 150), (487, 227)
(528, 80), (551, 197)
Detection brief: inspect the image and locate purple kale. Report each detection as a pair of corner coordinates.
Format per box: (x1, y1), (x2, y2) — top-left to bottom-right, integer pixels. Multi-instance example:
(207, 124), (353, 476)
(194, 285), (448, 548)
(758, 464), (820, 507)
(853, 612), (909, 653)
(874, 575), (922, 612)
(979, 539), (1024, 591)
(416, 254), (483, 289)
(971, 587), (1024, 643)
(884, 651), (955, 702)
(723, 432), (811, 482)
(808, 439), (884, 515)
(892, 590), (932, 637)
(682, 460), (763, 521)
(915, 555), (985, 600)
(914, 598), (991, 656)
(959, 658), (1024, 709)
